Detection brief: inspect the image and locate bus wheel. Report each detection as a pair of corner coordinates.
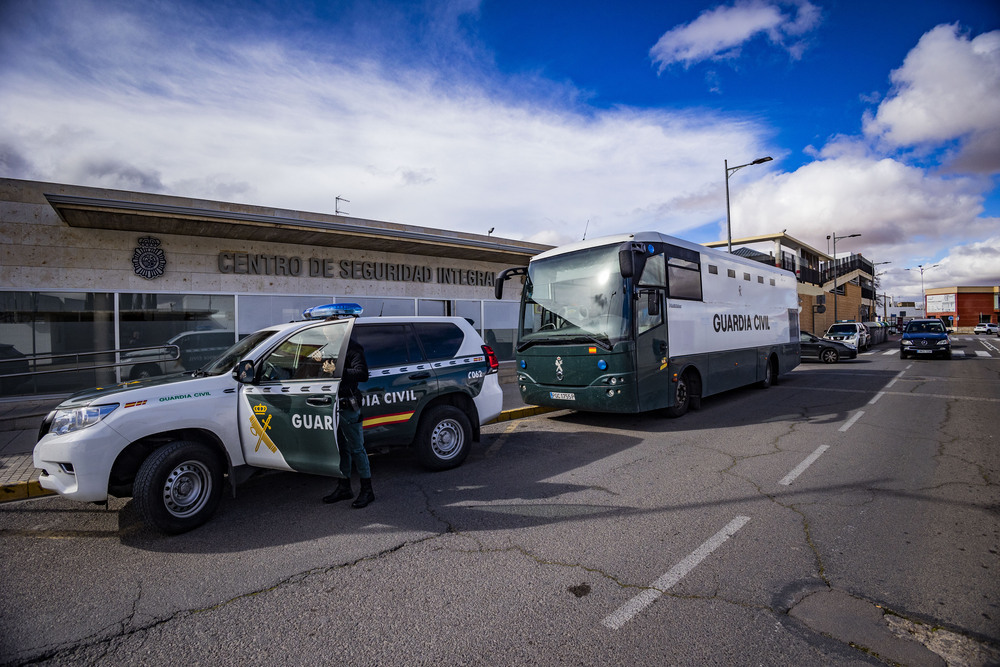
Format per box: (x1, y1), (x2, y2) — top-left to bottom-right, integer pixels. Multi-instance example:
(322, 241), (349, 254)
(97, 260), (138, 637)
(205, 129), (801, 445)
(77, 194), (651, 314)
(759, 356), (776, 388)
(133, 440), (224, 535)
(416, 406), (472, 470)
(665, 373), (690, 418)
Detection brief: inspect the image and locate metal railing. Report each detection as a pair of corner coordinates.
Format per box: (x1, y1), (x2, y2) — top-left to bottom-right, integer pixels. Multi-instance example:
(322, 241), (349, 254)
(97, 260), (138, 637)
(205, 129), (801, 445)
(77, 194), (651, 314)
(0, 345), (180, 381)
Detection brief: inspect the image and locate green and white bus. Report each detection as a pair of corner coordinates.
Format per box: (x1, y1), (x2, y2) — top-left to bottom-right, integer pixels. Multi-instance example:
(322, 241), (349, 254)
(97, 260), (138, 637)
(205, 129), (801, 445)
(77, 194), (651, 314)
(495, 232), (800, 416)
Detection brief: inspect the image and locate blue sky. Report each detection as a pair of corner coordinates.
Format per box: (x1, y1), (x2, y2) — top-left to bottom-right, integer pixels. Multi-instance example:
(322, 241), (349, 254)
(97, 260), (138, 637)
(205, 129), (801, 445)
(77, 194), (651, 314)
(1, 0), (998, 301)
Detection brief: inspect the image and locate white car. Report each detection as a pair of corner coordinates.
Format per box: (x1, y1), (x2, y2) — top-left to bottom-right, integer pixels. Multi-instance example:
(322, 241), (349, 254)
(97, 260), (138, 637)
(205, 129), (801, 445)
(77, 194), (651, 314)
(823, 322), (870, 351)
(34, 304), (502, 534)
(973, 322), (998, 335)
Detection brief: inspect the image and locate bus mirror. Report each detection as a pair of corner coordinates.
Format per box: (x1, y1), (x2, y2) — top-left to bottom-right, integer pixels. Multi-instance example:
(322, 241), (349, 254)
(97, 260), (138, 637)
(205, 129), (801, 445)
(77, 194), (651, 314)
(619, 245), (647, 279)
(495, 267), (528, 300)
(648, 291), (660, 317)
(619, 249), (634, 278)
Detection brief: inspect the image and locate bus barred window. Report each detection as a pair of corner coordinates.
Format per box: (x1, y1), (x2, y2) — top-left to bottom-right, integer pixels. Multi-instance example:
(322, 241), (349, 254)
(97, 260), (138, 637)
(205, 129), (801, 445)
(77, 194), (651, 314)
(667, 257), (703, 301)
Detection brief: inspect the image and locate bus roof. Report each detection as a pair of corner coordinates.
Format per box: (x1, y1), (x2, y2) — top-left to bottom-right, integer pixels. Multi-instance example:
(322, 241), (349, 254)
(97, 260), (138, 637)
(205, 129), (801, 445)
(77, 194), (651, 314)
(530, 232), (793, 278)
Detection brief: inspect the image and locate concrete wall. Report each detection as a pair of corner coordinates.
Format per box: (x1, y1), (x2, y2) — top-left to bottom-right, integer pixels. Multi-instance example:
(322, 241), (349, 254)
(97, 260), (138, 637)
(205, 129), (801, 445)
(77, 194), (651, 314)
(0, 179), (514, 303)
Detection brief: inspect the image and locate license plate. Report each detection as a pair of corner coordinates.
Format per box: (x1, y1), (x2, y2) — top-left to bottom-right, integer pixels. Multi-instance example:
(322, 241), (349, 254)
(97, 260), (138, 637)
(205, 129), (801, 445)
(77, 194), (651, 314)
(550, 392), (576, 400)
(916, 350), (933, 354)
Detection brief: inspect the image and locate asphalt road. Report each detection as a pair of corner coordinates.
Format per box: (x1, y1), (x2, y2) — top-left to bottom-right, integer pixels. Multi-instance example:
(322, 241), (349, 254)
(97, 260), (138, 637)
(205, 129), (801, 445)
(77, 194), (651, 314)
(1, 341), (998, 666)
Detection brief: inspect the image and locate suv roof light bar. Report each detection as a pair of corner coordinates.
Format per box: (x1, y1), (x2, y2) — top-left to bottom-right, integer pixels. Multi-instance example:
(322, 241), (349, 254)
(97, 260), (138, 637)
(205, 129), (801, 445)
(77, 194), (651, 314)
(302, 303), (364, 320)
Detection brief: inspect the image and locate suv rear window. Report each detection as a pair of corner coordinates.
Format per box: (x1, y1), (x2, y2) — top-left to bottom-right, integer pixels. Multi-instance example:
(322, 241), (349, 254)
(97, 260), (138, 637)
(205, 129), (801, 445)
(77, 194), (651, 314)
(353, 324), (423, 368)
(414, 322), (465, 360)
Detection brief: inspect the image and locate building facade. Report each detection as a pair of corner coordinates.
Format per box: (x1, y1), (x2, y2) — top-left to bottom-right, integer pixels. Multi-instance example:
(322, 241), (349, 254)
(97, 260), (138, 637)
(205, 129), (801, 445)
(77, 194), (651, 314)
(925, 286), (1000, 331)
(0, 178), (548, 399)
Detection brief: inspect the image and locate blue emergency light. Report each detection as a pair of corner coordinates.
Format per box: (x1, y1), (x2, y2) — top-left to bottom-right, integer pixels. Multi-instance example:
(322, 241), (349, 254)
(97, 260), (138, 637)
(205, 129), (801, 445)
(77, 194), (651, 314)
(302, 303), (364, 319)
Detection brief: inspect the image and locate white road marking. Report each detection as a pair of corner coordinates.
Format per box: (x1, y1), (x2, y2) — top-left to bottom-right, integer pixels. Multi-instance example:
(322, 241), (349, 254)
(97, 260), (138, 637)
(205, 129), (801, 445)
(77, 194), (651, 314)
(975, 350), (991, 358)
(601, 516), (751, 630)
(838, 410), (865, 432)
(778, 445), (830, 486)
(883, 349), (896, 355)
(868, 392), (885, 405)
(885, 370), (905, 388)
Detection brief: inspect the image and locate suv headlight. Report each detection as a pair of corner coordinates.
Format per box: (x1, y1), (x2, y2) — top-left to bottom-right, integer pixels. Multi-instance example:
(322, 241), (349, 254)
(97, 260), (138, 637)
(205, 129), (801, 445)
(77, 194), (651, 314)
(936, 340), (949, 346)
(901, 339), (914, 346)
(50, 404), (119, 435)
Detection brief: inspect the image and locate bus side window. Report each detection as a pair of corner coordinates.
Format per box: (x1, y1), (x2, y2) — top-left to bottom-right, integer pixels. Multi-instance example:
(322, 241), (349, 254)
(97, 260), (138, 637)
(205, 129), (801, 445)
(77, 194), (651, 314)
(638, 254), (666, 287)
(637, 290), (663, 335)
(667, 257), (703, 300)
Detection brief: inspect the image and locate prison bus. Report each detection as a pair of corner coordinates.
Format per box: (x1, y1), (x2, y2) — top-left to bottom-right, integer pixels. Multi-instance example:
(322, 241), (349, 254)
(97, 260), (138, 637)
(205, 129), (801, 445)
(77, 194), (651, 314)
(494, 232), (801, 416)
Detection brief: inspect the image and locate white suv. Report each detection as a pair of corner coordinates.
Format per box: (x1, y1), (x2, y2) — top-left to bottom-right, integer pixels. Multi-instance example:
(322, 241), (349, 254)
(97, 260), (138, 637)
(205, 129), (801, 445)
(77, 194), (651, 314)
(973, 322), (998, 335)
(34, 304), (503, 534)
(824, 322), (870, 351)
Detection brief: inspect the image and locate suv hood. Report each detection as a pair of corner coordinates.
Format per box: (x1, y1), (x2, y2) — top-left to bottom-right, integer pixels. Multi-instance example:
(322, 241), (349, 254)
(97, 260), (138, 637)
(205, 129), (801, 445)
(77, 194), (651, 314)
(55, 372), (219, 409)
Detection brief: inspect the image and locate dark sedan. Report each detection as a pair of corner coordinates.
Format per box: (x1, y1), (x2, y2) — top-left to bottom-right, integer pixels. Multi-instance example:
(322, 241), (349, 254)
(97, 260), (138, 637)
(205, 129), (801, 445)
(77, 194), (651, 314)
(800, 331), (857, 363)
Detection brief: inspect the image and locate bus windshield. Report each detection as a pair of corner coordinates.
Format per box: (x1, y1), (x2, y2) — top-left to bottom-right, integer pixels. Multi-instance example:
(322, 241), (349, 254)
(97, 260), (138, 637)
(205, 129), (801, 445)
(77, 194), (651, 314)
(519, 244), (629, 350)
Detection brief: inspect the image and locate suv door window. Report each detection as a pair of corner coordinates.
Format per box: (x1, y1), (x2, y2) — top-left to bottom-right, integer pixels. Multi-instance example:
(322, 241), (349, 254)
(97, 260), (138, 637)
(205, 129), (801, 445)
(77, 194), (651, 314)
(261, 322), (349, 381)
(414, 322), (465, 360)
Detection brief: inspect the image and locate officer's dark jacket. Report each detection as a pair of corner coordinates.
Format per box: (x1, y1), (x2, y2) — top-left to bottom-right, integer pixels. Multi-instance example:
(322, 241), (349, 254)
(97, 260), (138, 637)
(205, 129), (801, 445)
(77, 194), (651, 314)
(339, 340), (369, 405)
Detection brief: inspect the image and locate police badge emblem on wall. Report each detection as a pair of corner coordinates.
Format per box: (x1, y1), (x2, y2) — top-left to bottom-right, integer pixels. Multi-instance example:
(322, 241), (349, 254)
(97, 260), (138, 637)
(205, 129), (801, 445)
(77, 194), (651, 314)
(132, 237), (166, 279)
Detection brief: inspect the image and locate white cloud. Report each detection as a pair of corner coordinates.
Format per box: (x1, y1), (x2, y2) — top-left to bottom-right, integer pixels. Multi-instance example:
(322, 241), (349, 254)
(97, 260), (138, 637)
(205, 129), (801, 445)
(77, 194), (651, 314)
(864, 24), (1000, 173)
(729, 155), (996, 296)
(0, 1), (777, 249)
(649, 0), (820, 71)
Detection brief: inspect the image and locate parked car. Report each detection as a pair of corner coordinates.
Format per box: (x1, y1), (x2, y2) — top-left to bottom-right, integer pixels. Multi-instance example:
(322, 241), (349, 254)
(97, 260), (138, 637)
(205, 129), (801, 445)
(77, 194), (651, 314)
(121, 330), (237, 380)
(900, 319), (951, 359)
(800, 331), (857, 363)
(823, 322), (870, 351)
(973, 322), (998, 335)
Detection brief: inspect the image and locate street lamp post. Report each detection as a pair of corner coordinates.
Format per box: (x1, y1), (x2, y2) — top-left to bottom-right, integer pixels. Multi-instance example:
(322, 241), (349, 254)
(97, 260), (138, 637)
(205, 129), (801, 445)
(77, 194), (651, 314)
(906, 263), (939, 315)
(872, 261), (891, 320)
(725, 156), (772, 253)
(830, 232), (861, 322)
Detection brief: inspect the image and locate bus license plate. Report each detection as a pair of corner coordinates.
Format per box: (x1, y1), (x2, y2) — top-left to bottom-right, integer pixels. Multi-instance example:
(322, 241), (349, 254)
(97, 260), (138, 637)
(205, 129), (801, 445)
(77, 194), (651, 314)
(550, 392), (576, 401)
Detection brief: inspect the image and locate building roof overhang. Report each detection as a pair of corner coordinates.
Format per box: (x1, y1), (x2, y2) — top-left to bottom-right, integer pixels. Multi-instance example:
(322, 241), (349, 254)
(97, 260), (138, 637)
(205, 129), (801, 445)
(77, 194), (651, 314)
(44, 193), (550, 266)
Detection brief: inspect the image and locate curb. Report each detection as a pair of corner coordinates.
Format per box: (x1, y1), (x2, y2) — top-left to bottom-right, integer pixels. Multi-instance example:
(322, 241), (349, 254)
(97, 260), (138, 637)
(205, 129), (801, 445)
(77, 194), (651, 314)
(0, 480), (55, 504)
(0, 405), (560, 505)
(489, 405), (559, 423)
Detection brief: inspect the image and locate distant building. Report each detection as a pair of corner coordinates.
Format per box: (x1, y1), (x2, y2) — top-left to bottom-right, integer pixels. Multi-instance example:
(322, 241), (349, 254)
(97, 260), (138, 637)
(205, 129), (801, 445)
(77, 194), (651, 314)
(924, 286), (1000, 331)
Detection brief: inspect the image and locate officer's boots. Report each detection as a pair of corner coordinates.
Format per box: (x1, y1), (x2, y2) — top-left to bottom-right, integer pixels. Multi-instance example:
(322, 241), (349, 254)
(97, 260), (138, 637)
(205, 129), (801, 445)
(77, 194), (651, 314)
(322, 478), (354, 504)
(352, 477), (375, 508)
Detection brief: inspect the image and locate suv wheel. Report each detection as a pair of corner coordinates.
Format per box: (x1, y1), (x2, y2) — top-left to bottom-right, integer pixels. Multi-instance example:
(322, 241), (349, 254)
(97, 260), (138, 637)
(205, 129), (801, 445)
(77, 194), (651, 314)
(134, 440), (224, 534)
(415, 406), (472, 470)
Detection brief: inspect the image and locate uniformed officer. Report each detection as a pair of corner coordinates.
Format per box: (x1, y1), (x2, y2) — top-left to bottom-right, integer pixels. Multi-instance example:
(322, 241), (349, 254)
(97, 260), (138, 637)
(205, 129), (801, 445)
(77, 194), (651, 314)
(319, 334), (375, 508)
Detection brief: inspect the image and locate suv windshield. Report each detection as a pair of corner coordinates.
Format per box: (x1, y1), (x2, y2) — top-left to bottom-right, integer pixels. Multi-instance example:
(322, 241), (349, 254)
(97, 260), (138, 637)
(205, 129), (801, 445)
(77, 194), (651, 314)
(905, 321), (945, 334)
(519, 244), (628, 350)
(201, 330), (276, 376)
(827, 324), (859, 335)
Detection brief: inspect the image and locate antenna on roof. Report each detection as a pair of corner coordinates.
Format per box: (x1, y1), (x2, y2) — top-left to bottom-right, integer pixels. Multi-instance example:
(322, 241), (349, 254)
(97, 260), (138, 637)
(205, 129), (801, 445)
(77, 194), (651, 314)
(582, 219), (589, 241)
(336, 196), (350, 215)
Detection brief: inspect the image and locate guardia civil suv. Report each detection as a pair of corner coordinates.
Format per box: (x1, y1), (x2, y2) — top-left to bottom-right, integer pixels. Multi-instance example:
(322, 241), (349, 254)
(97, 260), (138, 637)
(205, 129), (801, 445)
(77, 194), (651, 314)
(34, 304), (502, 534)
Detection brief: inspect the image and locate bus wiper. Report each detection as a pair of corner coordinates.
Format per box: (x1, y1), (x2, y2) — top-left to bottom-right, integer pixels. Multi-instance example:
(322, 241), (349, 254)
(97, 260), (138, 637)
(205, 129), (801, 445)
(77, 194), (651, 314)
(518, 332), (612, 351)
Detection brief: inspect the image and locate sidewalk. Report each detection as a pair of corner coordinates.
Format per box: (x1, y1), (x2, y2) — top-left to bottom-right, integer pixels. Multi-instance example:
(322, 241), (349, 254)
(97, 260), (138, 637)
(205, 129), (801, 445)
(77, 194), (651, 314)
(0, 382), (553, 504)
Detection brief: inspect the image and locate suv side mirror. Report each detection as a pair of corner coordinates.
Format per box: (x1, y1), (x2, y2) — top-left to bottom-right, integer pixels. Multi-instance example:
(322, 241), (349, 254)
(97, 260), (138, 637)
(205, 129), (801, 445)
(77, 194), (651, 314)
(234, 359), (255, 384)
